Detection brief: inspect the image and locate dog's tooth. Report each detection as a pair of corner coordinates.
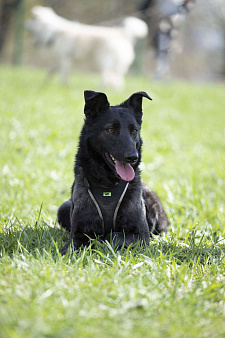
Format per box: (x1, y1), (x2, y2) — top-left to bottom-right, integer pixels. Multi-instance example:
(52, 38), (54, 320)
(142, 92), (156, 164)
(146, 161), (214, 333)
(110, 154), (115, 162)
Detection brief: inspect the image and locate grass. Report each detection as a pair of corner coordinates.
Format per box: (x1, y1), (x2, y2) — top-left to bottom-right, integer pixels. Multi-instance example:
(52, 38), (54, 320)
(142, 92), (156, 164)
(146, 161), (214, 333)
(0, 65), (225, 337)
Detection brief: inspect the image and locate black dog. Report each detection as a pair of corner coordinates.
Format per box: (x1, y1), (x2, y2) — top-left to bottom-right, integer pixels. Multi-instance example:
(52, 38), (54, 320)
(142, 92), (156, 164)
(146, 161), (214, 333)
(58, 90), (169, 254)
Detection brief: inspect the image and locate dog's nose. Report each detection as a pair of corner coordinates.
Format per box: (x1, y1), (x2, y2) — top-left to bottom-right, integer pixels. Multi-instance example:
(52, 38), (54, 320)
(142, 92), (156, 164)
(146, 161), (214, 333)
(125, 153), (138, 164)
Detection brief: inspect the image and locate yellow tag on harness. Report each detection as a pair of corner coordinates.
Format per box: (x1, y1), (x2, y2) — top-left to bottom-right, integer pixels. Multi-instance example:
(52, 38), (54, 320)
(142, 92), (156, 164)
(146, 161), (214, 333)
(103, 192), (111, 197)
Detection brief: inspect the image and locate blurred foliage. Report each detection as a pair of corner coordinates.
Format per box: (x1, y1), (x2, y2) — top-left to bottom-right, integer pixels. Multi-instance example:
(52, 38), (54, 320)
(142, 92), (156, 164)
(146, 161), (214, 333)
(1, 0), (225, 80)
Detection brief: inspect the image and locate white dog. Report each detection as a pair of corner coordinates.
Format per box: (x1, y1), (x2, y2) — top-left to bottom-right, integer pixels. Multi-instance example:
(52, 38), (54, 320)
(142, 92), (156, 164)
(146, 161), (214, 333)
(26, 6), (148, 88)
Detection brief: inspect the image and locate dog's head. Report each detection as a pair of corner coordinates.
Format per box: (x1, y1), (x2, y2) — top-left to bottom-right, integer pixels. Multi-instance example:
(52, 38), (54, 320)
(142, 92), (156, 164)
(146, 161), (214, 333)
(83, 90), (152, 182)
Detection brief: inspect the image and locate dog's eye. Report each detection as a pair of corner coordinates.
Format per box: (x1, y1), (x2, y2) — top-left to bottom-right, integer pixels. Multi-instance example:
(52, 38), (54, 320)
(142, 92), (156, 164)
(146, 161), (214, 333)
(132, 129), (137, 134)
(108, 128), (115, 134)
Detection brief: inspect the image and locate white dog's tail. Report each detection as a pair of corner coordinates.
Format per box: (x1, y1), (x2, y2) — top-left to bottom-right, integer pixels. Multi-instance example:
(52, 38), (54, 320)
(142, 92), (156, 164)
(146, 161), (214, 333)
(122, 17), (148, 42)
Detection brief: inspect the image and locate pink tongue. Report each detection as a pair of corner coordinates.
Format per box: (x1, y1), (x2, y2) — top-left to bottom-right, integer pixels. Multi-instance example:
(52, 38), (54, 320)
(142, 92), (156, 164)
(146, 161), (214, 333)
(115, 161), (135, 181)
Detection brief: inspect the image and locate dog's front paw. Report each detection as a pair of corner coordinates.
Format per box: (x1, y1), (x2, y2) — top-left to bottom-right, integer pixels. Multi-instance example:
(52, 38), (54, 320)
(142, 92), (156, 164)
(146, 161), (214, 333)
(104, 232), (140, 249)
(60, 238), (87, 255)
(60, 241), (72, 256)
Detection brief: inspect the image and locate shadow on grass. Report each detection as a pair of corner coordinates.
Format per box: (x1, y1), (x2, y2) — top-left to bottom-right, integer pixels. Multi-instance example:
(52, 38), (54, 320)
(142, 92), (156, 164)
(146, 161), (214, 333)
(1, 221), (224, 266)
(145, 230), (225, 266)
(0, 221), (69, 257)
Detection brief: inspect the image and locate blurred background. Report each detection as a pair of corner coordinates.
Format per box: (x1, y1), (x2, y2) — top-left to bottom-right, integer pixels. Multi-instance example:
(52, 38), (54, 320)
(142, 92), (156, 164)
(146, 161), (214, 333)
(0, 0), (225, 83)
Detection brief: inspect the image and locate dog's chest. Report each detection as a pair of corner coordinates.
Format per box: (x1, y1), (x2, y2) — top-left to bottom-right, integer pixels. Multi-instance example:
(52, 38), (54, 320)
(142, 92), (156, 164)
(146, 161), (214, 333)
(88, 180), (129, 235)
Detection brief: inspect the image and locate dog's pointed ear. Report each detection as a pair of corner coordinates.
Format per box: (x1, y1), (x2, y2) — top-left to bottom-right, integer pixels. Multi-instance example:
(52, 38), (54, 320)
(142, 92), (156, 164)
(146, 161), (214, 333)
(121, 91), (152, 124)
(126, 91), (152, 112)
(84, 90), (110, 118)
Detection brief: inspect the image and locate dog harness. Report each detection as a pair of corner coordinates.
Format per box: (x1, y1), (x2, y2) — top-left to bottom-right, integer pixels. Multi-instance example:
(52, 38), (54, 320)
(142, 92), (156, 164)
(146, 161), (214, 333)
(84, 178), (129, 236)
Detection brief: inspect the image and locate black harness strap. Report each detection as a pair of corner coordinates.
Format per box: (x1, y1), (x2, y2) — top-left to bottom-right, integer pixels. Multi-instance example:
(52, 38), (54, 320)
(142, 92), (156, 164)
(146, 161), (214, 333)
(84, 178), (129, 236)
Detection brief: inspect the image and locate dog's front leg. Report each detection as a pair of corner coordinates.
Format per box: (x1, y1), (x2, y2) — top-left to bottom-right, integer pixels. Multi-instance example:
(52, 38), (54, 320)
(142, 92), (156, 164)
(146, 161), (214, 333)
(44, 61), (60, 83)
(104, 232), (138, 248)
(60, 205), (89, 255)
(59, 56), (73, 85)
(104, 231), (148, 249)
(60, 238), (84, 256)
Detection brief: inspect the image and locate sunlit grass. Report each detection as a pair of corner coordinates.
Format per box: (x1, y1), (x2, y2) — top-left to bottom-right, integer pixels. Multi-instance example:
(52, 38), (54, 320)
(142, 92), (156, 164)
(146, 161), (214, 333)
(0, 65), (225, 337)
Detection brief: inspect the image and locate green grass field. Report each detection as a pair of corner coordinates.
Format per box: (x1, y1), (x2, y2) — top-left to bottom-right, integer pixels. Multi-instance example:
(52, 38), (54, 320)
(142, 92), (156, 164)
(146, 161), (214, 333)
(0, 66), (225, 337)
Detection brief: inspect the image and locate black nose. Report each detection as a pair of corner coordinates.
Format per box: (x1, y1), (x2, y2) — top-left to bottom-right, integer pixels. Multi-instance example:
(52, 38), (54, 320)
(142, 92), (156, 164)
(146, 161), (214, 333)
(125, 153), (138, 164)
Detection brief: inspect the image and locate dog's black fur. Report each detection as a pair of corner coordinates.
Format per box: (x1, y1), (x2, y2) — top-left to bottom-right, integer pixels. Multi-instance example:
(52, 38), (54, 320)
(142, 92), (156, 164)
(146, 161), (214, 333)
(58, 90), (169, 254)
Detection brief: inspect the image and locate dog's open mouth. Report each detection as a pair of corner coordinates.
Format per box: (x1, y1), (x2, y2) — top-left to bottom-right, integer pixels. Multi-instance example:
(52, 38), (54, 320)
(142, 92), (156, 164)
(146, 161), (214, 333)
(105, 153), (135, 182)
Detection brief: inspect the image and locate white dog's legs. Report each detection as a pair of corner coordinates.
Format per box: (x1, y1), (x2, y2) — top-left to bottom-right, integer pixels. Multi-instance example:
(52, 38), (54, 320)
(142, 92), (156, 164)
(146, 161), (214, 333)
(44, 61), (60, 83)
(45, 57), (72, 85)
(59, 56), (73, 85)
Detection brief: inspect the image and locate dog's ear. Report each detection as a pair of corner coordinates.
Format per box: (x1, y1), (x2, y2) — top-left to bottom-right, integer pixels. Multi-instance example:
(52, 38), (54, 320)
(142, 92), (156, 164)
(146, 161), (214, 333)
(121, 91), (152, 123)
(84, 90), (110, 118)
(125, 91), (152, 112)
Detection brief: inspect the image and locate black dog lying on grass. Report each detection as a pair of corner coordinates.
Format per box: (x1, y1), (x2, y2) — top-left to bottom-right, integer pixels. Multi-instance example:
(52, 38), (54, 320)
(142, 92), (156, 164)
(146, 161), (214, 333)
(58, 90), (169, 254)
